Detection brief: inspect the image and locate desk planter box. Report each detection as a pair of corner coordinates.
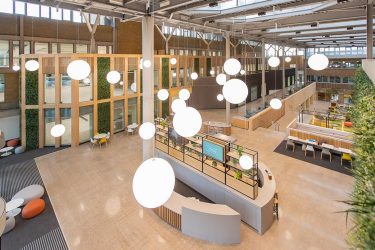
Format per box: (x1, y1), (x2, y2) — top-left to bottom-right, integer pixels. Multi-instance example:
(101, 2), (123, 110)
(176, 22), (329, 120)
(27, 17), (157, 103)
(184, 154), (202, 171)
(156, 140), (168, 153)
(203, 161), (225, 184)
(169, 147), (184, 161)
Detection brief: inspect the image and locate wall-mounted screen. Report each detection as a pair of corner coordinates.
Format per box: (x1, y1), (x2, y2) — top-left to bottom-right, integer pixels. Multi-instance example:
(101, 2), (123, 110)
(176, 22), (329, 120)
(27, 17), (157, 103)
(203, 140), (224, 163)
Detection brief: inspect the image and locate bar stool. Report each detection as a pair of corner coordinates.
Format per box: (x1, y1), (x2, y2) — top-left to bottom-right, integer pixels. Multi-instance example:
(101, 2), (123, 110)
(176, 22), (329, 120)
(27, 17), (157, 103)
(305, 145), (315, 158)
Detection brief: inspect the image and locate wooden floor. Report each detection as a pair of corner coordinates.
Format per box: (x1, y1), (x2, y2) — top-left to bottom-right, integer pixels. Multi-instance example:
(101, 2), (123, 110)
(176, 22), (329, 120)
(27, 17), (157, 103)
(35, 104), (354, 250)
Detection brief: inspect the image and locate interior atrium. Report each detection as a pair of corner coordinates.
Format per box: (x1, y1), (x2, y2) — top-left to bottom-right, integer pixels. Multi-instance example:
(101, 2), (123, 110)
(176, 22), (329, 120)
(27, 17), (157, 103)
(0, 0), (374, 249)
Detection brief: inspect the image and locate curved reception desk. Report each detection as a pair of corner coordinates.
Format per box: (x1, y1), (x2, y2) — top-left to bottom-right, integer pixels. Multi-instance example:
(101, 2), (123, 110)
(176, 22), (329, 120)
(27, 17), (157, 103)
(156, 150), (276, 235)
(202, 121), (231, 136)
(154, 192), (241, 244)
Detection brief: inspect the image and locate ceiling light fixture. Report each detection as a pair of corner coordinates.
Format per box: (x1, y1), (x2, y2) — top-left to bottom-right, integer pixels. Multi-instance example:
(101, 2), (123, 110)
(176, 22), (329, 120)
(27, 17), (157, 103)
(139, 122), (156, 140)
(222, 79), (248, 104)
(106, 71), (121, 84)
(223, 58), (241, 75)
(178, 89), (190, 101)
(25, 60), (39, 72)
(67, 60), (90, 80)
(157, 89), (169, 101)
(173, 107), (202, 137)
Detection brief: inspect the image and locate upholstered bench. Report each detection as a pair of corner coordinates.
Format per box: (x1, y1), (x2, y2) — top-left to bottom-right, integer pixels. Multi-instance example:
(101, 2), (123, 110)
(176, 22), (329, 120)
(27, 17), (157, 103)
(22, 199), (45, 219)
(3, 216), (15, 234)
(6, 138), (20, 147)
(12, 185), (44, 206)
(15, 146), (26, 154)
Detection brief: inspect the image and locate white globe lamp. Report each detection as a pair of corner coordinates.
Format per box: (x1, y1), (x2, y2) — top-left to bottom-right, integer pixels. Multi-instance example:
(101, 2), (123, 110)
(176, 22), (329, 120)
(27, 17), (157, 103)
(216, 73), (226, 85)
(239, 155), (253, 170)
(139, 122), (156, 140)
(270, 98), (282, 110)
(132, 158), (175, 208)
(143, 59), (151, 68)
(50, 124), (65, 138)
(223, 58), (241, 75)
(119, 81), (124, 86)
(25, 60), (39, 72)
(172, 72), (176, 77)
(285, 57), (292, 63)
(173, 107), (202, 137)
(157, 89), (169, 101)
(12, 65), (20, 71)
(222, 79), (248, 104)
(240, 69), (246, 75)
(308, 54), (329, 71)
(107, 71), (121, 84)
(67, 60), (90, 80)
(217, 94), (224, 101)
(268, 56), (280, 68)
(210, 70), (215, 76)
(171, 99), (186, 113)
(190, 72), (198, 80)
(170, 58), (177, 65)
(131, 82), (137, 92)
(178, 89), (190, 101)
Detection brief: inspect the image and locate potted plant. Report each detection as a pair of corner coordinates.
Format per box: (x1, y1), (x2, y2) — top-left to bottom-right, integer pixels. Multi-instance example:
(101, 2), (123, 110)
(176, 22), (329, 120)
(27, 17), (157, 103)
(212, 160), (217, 167)
(236, 145), (244, 157)
(234, 170), (242, 180)
(160, 120), (168, 130)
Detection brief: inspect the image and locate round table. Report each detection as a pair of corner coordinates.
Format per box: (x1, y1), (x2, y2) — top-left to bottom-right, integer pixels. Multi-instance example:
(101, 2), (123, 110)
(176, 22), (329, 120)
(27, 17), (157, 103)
(0, 146), (14, 157)
(6, 198), (24, 212)
(6, 208), (21, 217)
(94, 133), (107, 140)
(128, 124), (138, 129)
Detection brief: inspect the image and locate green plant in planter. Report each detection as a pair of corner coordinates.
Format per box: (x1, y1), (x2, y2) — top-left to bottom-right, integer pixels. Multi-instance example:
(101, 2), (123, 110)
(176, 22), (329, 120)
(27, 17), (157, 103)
(236, 145), (244, 157)
(160, 120), (168, 129)
(234, 170), (242, 180)
(212, 161), (217, 167)
(232, 158), (238, 165)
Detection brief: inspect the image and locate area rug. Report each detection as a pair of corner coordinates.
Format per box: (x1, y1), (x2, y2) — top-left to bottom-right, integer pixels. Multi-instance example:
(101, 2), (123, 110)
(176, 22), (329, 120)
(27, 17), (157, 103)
(274, 140), (353, 176)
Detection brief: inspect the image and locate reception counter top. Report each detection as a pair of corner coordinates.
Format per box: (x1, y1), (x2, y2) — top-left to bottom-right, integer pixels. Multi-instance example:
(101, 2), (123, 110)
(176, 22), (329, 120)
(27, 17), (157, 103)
(202, 121), (231, 135)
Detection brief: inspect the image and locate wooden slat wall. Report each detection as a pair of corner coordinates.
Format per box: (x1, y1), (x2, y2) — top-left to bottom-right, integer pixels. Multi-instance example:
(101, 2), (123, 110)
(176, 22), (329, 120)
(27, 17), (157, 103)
(153, 206), (182, 230)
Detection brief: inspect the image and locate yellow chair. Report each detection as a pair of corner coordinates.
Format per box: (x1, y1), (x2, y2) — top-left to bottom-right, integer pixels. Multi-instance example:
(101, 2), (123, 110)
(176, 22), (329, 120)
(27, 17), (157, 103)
(99, 138), (107, 148)
(341, 153), (352, 166)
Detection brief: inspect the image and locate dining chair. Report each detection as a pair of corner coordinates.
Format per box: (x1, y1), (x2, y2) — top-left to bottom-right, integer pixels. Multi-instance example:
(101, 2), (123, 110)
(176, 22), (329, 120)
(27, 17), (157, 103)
(321, 148), (332, 162)
(341, 153), (352, 166)
(90, 138), (97, 149)
(106, 132), (111, 142)
(99, 138), (107, 148)
(127, 128), (134, 135)
(285, 139), (295, 152)
(305, 145), (315, 158)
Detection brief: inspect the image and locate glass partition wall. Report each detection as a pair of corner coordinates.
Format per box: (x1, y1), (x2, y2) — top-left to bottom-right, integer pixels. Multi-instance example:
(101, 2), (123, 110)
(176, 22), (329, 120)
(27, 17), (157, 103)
(20, 54), (204, 148)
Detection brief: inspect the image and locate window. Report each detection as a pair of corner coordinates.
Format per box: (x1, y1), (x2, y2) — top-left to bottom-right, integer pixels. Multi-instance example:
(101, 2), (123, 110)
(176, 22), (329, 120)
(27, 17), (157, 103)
(27, 3), (40, 17)
(76, 44), (88, 53)
(44, 74), (55, 103)
(0, 0), (13, 14)
(73, 11), (82, 23)
(35, 42), (48, 54)
(61, 74), (71, 103)
(0, 40), (10, 67)
(97, 46), (106, 54)
(128, 98), (138, 125)
(79, 106), (93, 143)
(63, 9), (71, 21)
(60, 43), (73, 53)
(15, 1), (25, 15)
(24, 41), (31, 54)
(40, 5), (49, 18)
(60, 108), (72, 145)
(44, 109), (55, 146)
(114, 100), (124, 133)
(90, 14), (97, 24)
(51, 43), (58, 53)
(51, 7), (62, 20)
(0, 74), (5, 102)
(13, 41), (20, 66)
(108, 46), (112, 54)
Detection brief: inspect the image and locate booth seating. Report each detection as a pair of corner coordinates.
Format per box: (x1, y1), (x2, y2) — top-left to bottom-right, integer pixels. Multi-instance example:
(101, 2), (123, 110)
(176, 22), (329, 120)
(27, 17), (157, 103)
(321, 148), (332, 162)
(344, 121), (353, 127)
(22, 199), (45, 219)
(12, 184), (45, 206)
(15, 146), (26, 154)
(3, 216), (15, 234)
(305, 145), (315, 158)
(285, 140), (295, 151)
(341, 153), (352, 166)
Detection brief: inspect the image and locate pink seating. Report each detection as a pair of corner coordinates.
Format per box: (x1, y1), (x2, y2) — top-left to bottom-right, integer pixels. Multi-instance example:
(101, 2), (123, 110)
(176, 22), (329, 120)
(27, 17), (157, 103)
(344, 122), (353, 127)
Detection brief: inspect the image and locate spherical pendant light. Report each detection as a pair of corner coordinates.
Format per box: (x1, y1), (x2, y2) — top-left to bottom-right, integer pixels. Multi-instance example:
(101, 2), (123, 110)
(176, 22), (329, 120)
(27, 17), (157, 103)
(119, 81), (124, 86)
(216, 73), (226, 85)
(50, 124), (65, 138)
(139, 122), (156, 140)
(308, 54), (329, 71)
(222, 79), (248, 104)
(270, 98), (282, 110)
(170, 58), (177, 65)
(131, 82), (137, 92)
(178, 89), (190, 101)
(217, 94), (224, 101)
(190, 72), (198, 80)
(172, 72), (177, 77)
(268, 57), (280, 68)
(132, 158), (175, 208)
(67, 60), (90, 80)
(171, 98), (186, 113)
(239, 155), (253, 170)
(143, 59), (151, 68)
(285, 57), (292, 63)
(106, 71), (121, 84)
(223, 58), (241, 75)
(12, 65), (20, 71)
(157, 89), (169, 101)
(173, 107), (202, 137)
(240, 69), (246, 75)
(83, 78), (90, 84)
(210, 70), (215, 76)
(25, 60), (39, 72)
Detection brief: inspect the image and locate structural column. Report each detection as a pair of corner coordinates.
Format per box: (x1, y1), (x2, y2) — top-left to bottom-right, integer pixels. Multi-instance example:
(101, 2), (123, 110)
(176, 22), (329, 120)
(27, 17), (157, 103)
(225, 32), (231, 125)
(142, 16), (155, 160)
(367, 0), (373, 59)
(261, 39), (266, 106)
(282, 46), (286, 97)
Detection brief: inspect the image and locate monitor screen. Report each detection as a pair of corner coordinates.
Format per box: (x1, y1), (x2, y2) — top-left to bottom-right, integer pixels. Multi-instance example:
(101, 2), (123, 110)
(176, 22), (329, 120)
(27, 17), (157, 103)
(203, 140), (224, 163)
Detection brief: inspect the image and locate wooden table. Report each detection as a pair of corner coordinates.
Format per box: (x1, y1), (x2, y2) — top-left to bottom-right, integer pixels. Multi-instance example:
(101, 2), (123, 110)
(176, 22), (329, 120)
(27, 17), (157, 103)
(211, 133), (237, 144)
(203, 121), (231, 136)
(94, 134), (107, 140)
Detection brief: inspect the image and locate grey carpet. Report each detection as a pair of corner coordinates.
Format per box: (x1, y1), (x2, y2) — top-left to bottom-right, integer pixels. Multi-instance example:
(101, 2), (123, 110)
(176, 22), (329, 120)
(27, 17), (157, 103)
(20, 228), (67, 250)
(0, 158), (68, 250)
(274, 140), (353, 176)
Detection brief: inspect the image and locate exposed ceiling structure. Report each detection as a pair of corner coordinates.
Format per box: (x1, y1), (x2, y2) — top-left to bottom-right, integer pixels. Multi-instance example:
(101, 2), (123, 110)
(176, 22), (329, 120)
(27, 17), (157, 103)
(17, 0), (374, 48)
